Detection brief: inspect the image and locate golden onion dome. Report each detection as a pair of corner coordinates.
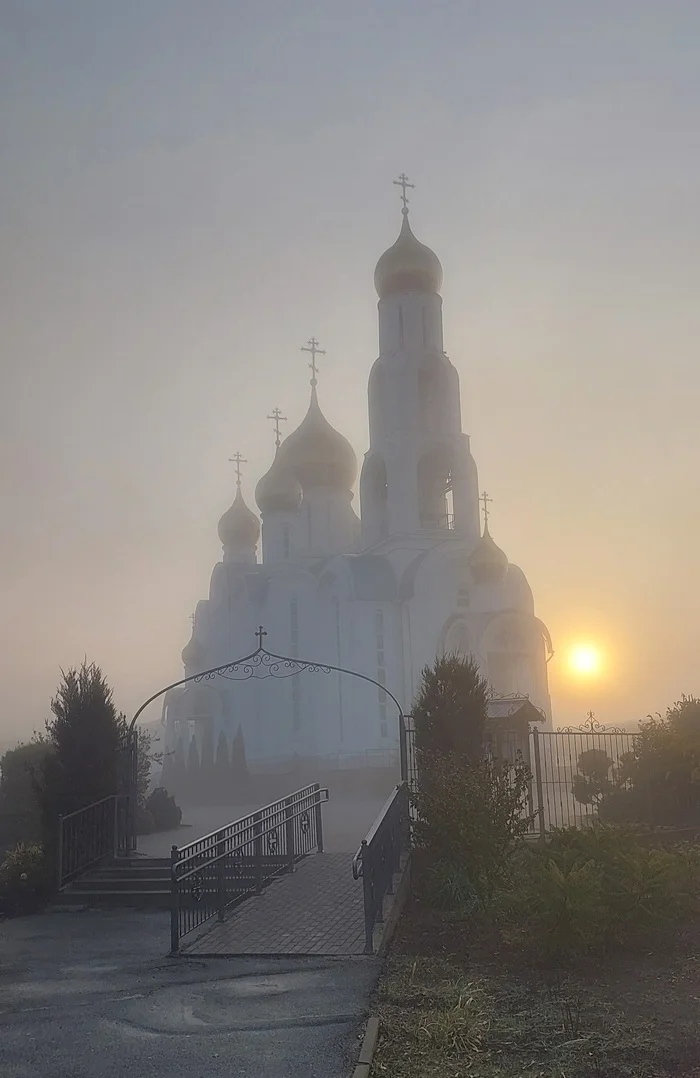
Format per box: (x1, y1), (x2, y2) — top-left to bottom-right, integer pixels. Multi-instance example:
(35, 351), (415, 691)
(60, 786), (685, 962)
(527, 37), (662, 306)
(469, 526), (509, 582)
(277, 388), (357, 491)
(217, 485), (260, 551)
(255, 450), (303, 515)
(181, 634), (205, 669)
(374, 212), (443, 298)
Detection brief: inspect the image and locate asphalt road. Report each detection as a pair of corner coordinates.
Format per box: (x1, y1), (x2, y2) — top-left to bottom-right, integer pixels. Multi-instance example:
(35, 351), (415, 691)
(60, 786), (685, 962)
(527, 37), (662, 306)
(0, 909), (379, 1078)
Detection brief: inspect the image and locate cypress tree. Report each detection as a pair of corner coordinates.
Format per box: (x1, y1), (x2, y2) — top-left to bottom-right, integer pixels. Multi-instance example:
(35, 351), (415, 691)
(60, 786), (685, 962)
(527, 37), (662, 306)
(38, 662), (125, 847)
(231, 725), (249, 783)
(214, 730), (230, 803)
(186, 736), (200, 802)
(413, 653), (489, 765)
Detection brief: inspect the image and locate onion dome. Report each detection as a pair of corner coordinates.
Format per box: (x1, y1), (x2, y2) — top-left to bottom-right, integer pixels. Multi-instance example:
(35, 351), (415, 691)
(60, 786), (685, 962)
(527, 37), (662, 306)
(217, 485), (260, 553)
(374, 212), (443, 298)
(277, 388), (357, 491)
(469, 525), (509, 583)
(181, 634), (205, 669)
(255, 449), (303, 514)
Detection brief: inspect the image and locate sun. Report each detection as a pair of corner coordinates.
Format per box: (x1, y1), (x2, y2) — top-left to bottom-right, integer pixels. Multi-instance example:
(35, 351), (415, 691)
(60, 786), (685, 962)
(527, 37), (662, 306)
(569, 645), (602, 677)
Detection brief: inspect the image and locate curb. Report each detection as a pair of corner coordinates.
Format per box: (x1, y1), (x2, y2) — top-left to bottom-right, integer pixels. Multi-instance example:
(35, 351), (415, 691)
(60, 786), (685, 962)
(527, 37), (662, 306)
(352, 1015), (380, 1078)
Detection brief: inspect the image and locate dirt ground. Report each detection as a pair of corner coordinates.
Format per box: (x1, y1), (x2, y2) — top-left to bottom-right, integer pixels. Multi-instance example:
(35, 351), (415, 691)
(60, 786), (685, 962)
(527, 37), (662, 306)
(372, 896), (700, 1078)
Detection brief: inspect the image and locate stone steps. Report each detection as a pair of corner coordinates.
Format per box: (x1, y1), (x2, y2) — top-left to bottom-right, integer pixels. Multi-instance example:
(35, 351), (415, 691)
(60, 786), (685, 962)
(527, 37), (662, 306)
(56, 857), (172, 910)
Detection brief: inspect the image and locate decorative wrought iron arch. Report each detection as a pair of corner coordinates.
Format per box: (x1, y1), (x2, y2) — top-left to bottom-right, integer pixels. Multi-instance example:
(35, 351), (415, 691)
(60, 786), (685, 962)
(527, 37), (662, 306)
(129, 625), (409, 774)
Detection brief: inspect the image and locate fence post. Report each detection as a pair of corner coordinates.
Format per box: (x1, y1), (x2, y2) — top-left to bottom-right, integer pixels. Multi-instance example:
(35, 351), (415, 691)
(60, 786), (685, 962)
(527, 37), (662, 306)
(359, 840), (375, 954)
(216, 829), (225, 923)
(313, 783), (324, 853)
(112, 796), (119, 860)
(170, 844), (180, 954)
(56, 815), (64, 892)
(399, 712), (408, 783)
(531, 727), (546, 842)
(285, 796), (295, 873)
(254, 811), (263, 894)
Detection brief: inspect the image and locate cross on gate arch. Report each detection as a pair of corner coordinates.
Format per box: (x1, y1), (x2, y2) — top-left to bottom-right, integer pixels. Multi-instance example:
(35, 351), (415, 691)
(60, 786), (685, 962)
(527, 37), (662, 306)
(126, 628), (410, 838)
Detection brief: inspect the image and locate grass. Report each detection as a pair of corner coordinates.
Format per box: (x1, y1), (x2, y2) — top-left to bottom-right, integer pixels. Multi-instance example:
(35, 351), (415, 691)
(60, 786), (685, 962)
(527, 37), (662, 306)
(371, 906), (700, 1078)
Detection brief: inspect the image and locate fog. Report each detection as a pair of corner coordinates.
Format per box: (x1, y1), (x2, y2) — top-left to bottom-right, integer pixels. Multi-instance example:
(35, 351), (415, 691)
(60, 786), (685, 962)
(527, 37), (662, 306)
(1, 0), (698, 747)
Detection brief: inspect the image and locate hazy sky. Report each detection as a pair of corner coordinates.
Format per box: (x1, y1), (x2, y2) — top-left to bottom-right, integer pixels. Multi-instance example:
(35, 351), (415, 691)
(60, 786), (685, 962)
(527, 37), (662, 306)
(1, 0), (699, 742)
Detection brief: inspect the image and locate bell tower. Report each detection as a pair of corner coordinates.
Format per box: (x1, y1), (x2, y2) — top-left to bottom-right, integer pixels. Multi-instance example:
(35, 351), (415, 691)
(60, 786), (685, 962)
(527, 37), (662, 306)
(360, 177), (480, 547)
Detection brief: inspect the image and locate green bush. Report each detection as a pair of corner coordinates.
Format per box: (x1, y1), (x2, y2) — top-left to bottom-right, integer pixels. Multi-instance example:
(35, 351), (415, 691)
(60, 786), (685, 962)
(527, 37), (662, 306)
(0, 842), (50, 917)
(499, 826), (700, 963)
(414, 751), (533, 910)
(145, 787), (182, 832)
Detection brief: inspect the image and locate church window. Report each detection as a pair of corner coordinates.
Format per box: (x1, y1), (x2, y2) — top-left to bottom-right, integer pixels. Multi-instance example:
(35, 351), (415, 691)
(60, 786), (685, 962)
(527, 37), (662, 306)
(421, 305), (427, 347)
(282, 525), (290, 560)
(290, 599), (301, 731)
(398, 304), (404, 345)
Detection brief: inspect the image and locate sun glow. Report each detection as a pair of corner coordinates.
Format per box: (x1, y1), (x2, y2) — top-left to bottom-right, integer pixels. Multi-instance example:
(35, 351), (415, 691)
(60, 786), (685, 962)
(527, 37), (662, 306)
(569, 645), (602, 677)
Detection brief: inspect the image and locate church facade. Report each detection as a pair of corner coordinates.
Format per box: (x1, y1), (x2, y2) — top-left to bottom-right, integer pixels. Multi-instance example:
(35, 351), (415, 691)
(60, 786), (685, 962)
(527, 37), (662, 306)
(162, 190), (553, 783)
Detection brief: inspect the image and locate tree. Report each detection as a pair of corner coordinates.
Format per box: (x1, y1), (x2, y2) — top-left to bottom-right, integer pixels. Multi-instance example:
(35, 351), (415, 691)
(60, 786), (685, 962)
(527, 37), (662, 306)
(198, 724), (214, 802)
(0, 739), (52, 850)
(214, 730), (230, 802)
(572, 747), (615, 807)
(38, 663), (125, 845)
(413, 653), (489, 765)
(598, 696), (700, 826)
(411, 654), (531, 910)
(231, 725), (249, 782)
(186, 735), (200, 800)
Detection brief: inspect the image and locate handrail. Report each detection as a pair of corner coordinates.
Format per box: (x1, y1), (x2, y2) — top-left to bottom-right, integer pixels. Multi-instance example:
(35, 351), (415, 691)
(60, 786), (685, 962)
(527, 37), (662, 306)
(57, 793), (127, 891)
(59, 795), (119, 825)
(170, 782), (329, 952)
(352, 782), (411, 953)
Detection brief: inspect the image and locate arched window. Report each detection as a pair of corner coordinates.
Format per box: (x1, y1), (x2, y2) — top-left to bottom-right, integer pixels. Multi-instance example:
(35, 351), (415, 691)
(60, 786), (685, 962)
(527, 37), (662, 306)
(417, 449), (452, 528)
(361, 454), (388, 539)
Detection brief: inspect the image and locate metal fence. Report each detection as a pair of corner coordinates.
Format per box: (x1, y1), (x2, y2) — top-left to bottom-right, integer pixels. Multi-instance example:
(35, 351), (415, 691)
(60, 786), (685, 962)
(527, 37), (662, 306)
(353, 782), (411, 954)
(170, 782), (328, 952)
(57, 794), (129, 890)
(402, 717), (638, 834)
(530, 727), (636, 833)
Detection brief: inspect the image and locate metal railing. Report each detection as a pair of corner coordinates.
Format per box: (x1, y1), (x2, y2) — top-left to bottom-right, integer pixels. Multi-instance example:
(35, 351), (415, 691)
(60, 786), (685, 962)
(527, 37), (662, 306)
(57, 794), (128, 890)
(353, 782), (411, 954)
(170, 782), (328, 953)
(531, 726), (637, 834)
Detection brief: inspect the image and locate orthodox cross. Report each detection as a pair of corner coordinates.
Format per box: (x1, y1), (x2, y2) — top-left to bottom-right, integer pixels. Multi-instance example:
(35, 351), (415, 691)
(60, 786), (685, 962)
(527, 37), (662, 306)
(255, 625), (267, 649)
(393, 172), (415, 214)
(228, 451), (247, 488)
(301, 337), (326, 388)
(266, 406), (287, 448)
(480, 491), (493, 530)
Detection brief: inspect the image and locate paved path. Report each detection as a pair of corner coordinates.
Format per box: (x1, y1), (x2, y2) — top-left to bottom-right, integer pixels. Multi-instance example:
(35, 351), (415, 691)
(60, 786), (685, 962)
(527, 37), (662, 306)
(0, 909), (378, 1078)
(185, 853), (366, 956)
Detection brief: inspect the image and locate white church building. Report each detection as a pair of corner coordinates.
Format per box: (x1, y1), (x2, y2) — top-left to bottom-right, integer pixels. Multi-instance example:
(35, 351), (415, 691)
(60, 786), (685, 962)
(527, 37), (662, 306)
(163, 183), (553, 783)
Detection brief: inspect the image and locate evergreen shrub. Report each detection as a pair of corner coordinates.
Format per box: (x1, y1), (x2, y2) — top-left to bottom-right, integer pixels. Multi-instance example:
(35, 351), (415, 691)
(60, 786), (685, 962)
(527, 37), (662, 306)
(0, 842), (49, 917)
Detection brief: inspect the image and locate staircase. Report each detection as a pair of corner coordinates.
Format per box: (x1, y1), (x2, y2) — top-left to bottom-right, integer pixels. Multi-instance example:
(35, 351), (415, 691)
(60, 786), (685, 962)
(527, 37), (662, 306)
(54, 857), (172, 909)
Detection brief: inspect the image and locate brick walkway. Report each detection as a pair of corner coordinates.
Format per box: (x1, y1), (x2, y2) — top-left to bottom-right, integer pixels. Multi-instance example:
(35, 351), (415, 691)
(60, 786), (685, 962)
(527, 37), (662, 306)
(183, 853), (367, 957)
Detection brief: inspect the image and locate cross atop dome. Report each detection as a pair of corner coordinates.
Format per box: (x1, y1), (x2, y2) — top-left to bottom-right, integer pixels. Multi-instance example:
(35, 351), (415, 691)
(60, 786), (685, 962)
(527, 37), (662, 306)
(480, 491), (493, 531)
(228, 451), (247, 488)
(393, 172), (415, 215)
(267, 407), (287, 448)
(301, 337), (326, 389)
